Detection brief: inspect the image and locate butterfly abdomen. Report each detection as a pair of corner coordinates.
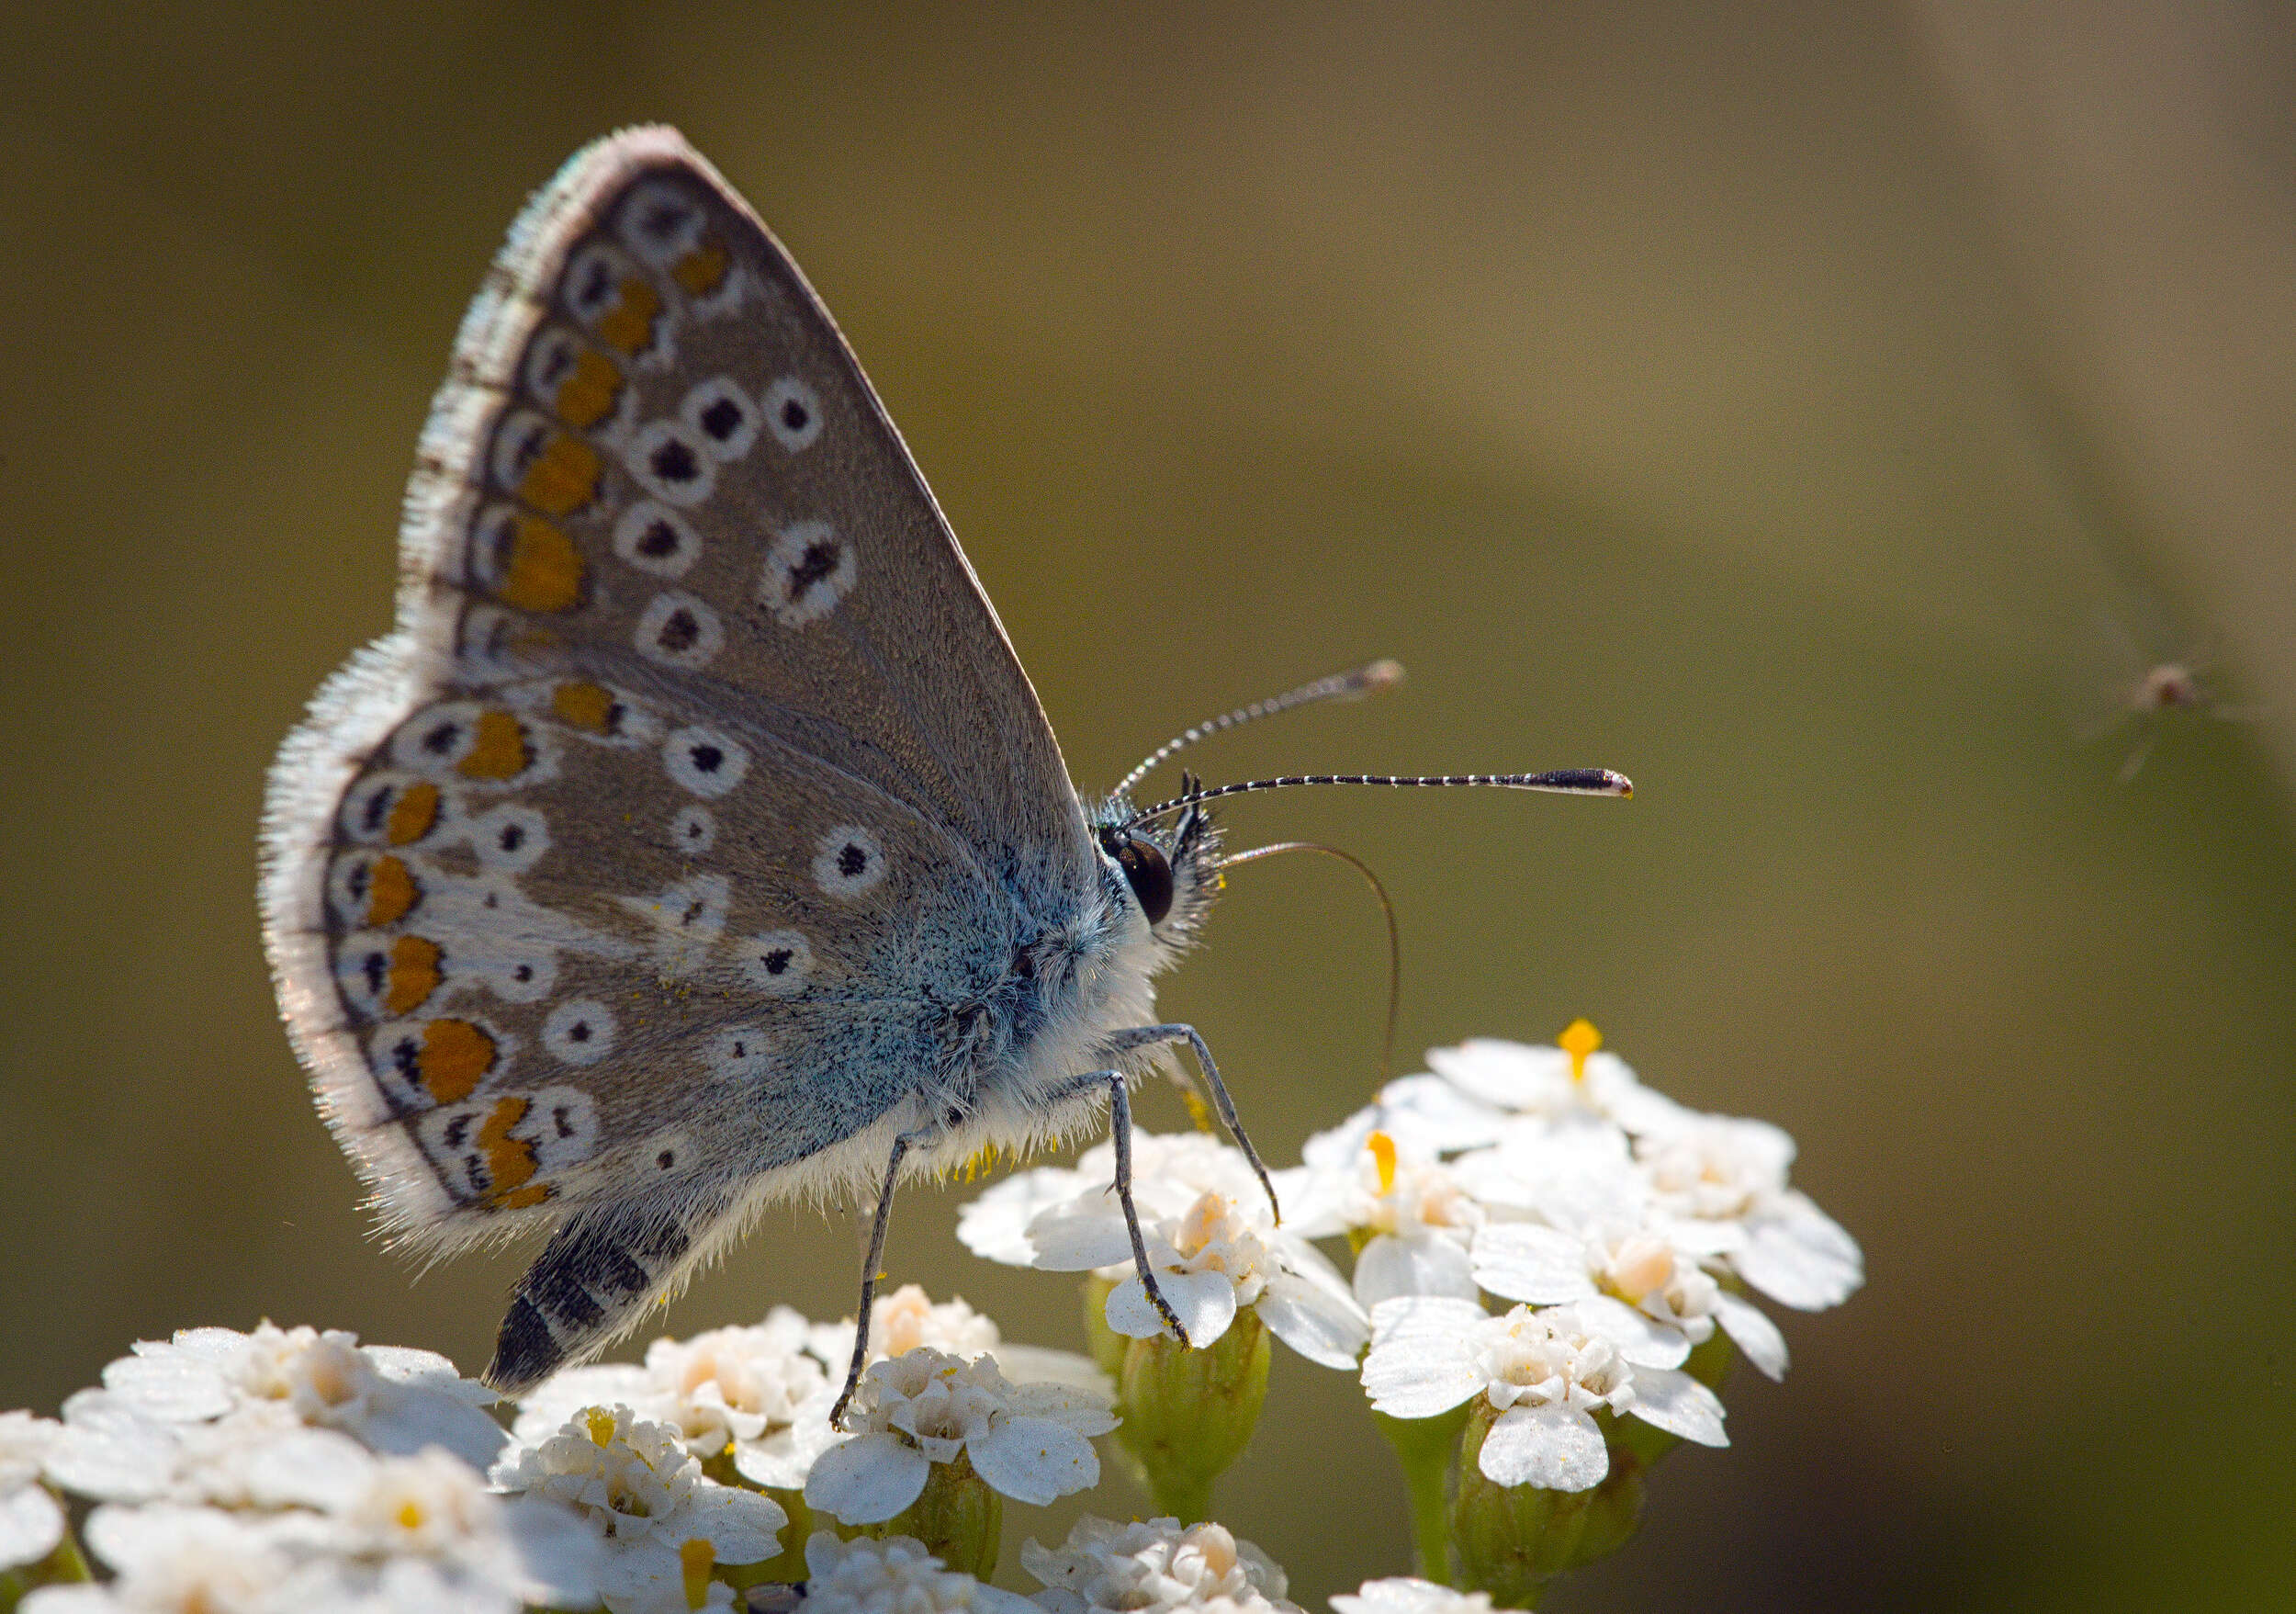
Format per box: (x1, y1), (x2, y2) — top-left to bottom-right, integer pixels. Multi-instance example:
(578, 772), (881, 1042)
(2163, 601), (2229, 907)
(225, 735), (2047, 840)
(484, 1182), (734, 1394)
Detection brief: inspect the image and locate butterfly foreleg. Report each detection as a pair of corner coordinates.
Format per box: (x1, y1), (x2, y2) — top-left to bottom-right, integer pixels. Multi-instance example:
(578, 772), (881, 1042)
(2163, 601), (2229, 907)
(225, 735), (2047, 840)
(1102, 1023), (1278, 1225)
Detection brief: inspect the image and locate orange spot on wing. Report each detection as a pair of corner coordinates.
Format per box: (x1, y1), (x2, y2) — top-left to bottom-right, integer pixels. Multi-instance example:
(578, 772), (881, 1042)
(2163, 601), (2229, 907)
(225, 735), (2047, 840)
(552, 346), (623, 429)
(418, 1020), (495, 1104)
(478, 1095), (537, 1198)
(517, 434), (601, 517)
(456, 710), (531, 780)
(672, 241), (728, 297)
(595, 277), (661, 356)
(497, 1182), (553, 1210)
(551, 681), (618, 733)
(385, 782), (439, 846)
(366, 854), (419, 925)
(493, 514), (585, 612)
(385, 935), (443, 1014)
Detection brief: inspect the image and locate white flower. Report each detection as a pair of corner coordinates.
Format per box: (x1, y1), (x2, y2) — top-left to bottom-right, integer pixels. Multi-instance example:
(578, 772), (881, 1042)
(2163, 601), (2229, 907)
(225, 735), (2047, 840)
(22, 1504), (293, 1614)
(1361, 1297), (1725, 1493)
(491, 1405), (782, 1614)
(0, 1411), (64, 1571)
(808, 1287), (1110, 1403)
(801, 1531), (1037, 1614)
(86, 1326), (503, 1469)
(1636, 1113), (1863, 1310)
(1470, 1217), (1789, 1381)
(804, 1349), (1114, 1523)
(266, 1445), (604, 1613)
(1284, 1120), (1483, 1307)
(1414, 1042), (1690, 1143)
(1020, 1515), (1300, 1614)
(962, 1134), (1367, 1369)
(1329, 1578), (1496, 1614)
(46, 1393), (378, 1511)
(516, 1309), (837, 1490)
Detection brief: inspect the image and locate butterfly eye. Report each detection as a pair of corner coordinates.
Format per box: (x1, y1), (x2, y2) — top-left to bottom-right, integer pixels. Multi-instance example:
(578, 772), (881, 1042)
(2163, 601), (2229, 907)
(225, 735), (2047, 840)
(1106, 831), (1175, 926)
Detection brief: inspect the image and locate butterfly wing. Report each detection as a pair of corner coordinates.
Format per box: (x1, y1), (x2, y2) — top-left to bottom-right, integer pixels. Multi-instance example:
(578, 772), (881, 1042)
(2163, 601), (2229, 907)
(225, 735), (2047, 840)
(262, 129), (1097, 1385)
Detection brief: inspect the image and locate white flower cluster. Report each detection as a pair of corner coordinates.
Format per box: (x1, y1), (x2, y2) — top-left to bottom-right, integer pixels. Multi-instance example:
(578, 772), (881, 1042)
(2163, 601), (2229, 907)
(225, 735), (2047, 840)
(0, 1290), (1124, 1614)
(8, 1324), (601, 1614)
(1020, 1514), (1300, 1614)
(1333, 1028), (1863, 1491)
(3, 1029), (1853, 1606)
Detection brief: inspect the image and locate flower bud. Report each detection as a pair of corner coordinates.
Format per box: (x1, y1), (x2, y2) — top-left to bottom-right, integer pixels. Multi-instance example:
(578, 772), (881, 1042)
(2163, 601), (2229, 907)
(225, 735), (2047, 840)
(1114, 1305), (1271, 1523)
(1450, 1402), (1647, 1605)
(847, 1450), (1004, 1581)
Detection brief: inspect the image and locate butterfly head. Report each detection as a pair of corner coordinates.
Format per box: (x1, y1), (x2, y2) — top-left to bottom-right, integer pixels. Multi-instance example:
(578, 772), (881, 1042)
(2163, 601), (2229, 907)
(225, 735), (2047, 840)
(1091, 781), (1221, 958)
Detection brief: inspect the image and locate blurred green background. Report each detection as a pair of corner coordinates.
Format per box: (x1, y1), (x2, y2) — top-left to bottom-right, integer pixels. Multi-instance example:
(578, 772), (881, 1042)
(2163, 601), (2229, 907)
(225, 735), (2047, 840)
(4, 4), (2292, 1609)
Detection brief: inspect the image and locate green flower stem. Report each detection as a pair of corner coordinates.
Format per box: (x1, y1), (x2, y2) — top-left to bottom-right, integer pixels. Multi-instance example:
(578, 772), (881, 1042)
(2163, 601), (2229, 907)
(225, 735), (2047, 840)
(1115, 1305), (1270, 1523)
(1375, 1406), (1467, 1586)
(0, 1507), (95, 1614)
(1080, 1274), (1131, 1383)
(1683, 1326), (1736, 1394)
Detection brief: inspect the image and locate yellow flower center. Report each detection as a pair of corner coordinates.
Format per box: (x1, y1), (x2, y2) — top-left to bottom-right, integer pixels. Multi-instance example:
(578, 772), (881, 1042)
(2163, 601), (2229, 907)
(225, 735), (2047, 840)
(1559, 1018), (1603, 1083)
(681, 1538), (717, 1609)
(1367, 1130), (1398, 1197)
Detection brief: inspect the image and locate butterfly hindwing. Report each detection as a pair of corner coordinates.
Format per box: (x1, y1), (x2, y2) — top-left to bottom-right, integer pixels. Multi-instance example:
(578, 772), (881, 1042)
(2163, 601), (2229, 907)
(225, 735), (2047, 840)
(261, 126), (1098, 1330)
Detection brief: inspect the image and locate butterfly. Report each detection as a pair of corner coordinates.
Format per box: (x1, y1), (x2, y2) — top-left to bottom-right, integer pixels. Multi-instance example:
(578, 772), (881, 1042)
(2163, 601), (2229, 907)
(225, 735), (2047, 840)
(261, 127), (1630, 1421)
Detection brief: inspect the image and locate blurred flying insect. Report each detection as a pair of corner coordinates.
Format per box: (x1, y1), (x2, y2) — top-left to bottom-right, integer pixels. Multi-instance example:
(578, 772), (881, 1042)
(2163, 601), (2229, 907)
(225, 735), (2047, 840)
(2080, 623), (2262, 783)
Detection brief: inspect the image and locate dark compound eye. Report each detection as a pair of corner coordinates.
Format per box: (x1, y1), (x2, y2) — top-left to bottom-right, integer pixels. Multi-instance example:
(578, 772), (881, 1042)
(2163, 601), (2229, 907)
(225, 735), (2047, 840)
(1105, 830), (1174, 925)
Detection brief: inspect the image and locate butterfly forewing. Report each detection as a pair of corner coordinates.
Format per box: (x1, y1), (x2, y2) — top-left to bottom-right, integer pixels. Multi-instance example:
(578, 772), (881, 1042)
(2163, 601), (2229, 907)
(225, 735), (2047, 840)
(263, 127), (1095, 1304)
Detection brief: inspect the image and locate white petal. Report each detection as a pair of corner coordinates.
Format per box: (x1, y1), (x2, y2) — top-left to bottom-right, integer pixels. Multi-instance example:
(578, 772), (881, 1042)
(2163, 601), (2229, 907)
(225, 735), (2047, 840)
(1105, 1270), (1235, 1344)
(1734, 1198), (1863, 1311)
(354, 1390), (509, 1468)
(955, 1168), (1086, 1265)
(1477, 1403), (1607, 1492)
(97, 1354), (231, 1422)
(730, 1428), (816, 1491)
(1020, 1206), (1142, 1272)
(1469, 1225), (1598, 1304)
(1255, 1271), (1370, 1369)
(1359, 1298), (1486, 1418)
(682, 1484), (788, 1562)
(232, 1425), (377, 1510)
(1712, 1292), (1789, 1380)
(1270, 1164), (1353, 1239)
(967, 1416), (1099, 1506)
(0, 1484), (63, 1571)
(990, 1348), (1113, 1405)
(362, 1346), (477, 1392)
(1427, 1039), (1567, 1110)
(803, 1432), (929, 1524)
(19, 1588), (114, 1614)
(499, 1495), (608, 1607)
(45, 1394), (176, 1503)
(1622, 1368), (1727, 1447)
(1355, 1233), (1476, 1308)
(1570, 1295), (1691, 1371)
(1372, 1074), (1510, 1154)
(999, 1383), (1118, 1438)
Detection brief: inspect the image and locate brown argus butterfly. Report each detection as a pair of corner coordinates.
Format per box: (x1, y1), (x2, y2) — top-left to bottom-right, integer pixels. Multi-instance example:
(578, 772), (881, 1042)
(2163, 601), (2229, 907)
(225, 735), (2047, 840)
(261, 128), (1629, 1421)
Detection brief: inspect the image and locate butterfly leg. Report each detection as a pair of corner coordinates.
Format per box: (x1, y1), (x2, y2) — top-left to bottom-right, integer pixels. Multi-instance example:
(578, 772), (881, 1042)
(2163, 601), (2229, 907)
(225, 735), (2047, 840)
(1026, 1063), (1195, 1350)
(831, 1122), (940, 1428)
(1105, 1023), (1279, 1225)
(1099, 1066), (1193, 1346)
